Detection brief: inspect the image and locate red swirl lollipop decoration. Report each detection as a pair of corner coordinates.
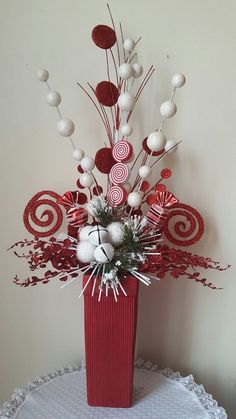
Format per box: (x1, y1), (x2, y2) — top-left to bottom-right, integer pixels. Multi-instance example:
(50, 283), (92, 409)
(23, 191), (63, 237)
(163, 203), (204, 246)
(107, 185), (127, 207)
(112, 141), (133, 162)
(110, 163), (129, 184)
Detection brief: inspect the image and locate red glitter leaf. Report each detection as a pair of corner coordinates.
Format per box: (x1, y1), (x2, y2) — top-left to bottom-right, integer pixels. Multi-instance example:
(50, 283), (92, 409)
(96, 81), (119, 107)
(92, 25), (116, 49)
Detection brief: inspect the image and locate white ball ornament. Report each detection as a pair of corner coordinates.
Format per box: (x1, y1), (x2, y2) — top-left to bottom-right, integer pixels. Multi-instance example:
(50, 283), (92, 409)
(132, 63), (143, 78)
(80, 156), (95, 172)
(127, 192), (142, 208)
(118, 63), (134, 80)
(57, 118), (75, 137)
(147, 131), (166, 151)
(123, 38), (135, 52)
(72, 149), (84, 161)
(94, 243), (114, 263)
(107, 222), (124, 246)
(80, 173), (94, 188)
(37, 68), (49, 82)
(172, 74), (186, 88)
(79, 225), (93, 241)
(118, 92), (135, 111)
(46, 91), (61, 107)
(121, 124), (133, 137)
(160, 101), (177, 118)
(88, 225), (109, 246)
(139, 165), (152, 179)
(76, 241), (96, 263)
(165, 139), (178, 153)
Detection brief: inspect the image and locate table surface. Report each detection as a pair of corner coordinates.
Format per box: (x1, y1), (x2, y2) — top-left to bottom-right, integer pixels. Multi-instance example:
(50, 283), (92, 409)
(0, 360), (227, 419)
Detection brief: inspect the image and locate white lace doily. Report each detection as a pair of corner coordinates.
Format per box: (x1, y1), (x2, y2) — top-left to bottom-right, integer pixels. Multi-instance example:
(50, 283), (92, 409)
(0, 360), (227, 419)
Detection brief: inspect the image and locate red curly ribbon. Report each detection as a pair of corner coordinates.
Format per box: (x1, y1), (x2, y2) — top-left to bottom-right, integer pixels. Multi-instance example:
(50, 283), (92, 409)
(163, 203), (204, 246)
(23, 191), (63, 237)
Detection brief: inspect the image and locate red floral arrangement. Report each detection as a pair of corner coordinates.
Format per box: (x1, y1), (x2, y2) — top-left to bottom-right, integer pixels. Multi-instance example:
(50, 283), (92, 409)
(10, 5), (228, 299)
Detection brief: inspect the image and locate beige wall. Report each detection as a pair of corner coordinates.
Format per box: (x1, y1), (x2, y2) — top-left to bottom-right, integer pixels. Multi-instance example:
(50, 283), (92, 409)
(1, 0), (235, 416)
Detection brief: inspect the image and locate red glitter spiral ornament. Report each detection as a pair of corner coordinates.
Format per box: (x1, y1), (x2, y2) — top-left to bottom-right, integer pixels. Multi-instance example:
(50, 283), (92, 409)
(110, 163), (129, 184)
(163, 203), (205, 246)
(107, 185), (127, 207)
(92, 25), (117, 49)
(23, 191), (63, 237)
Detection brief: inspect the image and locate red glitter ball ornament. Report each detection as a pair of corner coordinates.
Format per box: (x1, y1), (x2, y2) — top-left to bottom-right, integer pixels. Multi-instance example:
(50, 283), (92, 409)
(76, 193), (88, 205)
(142, 138), (164, 156)
(146, 194), (157, 205)
(96, 81), (119, 107)
(140, 181), (150, 192)
(161, 168), (172, 179)
(92, 25), (117, 49)
(93, 185), (103, 196)
(76, 179), (85, 189)
(95, 147), (116, 174)
(155, 184), (166, 193)
(77, 165), (84, 174)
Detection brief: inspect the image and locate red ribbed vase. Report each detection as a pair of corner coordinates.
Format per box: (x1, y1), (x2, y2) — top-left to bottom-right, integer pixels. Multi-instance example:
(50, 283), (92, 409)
(83, 275), (139, 408)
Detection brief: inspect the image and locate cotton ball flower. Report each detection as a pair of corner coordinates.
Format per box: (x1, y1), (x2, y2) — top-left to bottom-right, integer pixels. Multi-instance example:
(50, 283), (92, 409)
(123, 38), (135, 52)
(139, 165), (152, 179)
(88, 225), (109, 246)
(160, 101), (177, 118)
(121, 124), (133, 137)
(37, 68), (49, 82)
(132, 63), (143, 78)
(107, 222), (124, 246)
(72, 149), (84, 161)
(118, 63), (134, 80)
(78, 225), (93, 241)
(147, 131), (166, 151)
(94, 243), (114, 263)
(76, 241), (96, 263)
(172, 74), (186, 88)
(165, 139), (178, 153)
(46, 91), (61, 107)
(80, 173), (94, 188)
(127, 192), (142, 208)
(80, 156), (95, 172)
(57, 118), (75, 137)
(118, 92), (135, 111)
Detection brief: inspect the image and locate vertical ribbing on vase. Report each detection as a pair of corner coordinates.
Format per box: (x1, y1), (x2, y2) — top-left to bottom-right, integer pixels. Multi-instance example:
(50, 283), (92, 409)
(84, 277), (138, 408)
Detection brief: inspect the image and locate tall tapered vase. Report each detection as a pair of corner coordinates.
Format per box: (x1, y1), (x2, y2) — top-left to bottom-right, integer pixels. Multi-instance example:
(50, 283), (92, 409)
(83, 275), (139, 408)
